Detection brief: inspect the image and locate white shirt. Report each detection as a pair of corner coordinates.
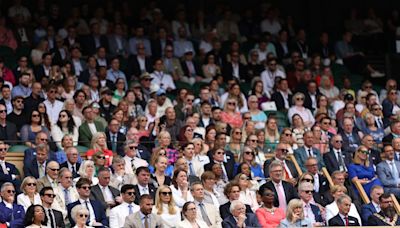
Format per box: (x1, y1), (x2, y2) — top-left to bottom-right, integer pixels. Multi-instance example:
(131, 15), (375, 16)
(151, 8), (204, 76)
(170, 185), (194, 208)
(152, 204), (181, 228)
(150, 71), (176, 91)
(109, 202), (140, 228)
(100, 185), (113, 202)
(326, 202), (361, 225)
(302, 200), (316, 223)
(87, 122), (97, 135)
(313, 173), (320, 192)
(123, 155), (148, 174)
(137, 56), (146, 72)
(261, 69), (286, 94)
(79, 198), (96, 225)
(43, 99), (64, 124)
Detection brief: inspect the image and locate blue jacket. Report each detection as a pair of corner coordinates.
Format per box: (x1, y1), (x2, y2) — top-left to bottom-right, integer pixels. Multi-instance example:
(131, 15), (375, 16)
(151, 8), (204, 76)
(361, 202), (377, 225)
(67, 199), (108, 227)
(294, 146), (325, 172)
(0, 202), (25, 228)
(310, 203), (324, 223)
(222, 213), (261, 228)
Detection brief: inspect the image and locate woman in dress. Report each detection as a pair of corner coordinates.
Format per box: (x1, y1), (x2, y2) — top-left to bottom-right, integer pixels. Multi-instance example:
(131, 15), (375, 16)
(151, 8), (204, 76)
(20, 109), (50, 148)
(264, 117), (280, 153)
(170, 169), (194, 208)
(362, 112), (384, 148)
(150, 155), (172, 188)
(248, 95), (267, 129)
(288, 92), (315, 128)
(157, 131), (179, 165)
(205, 125), (216, 150)
(176, 201), (209, 228)
(153, 185), (181, 228)
(248, 80), (269, 108)
(256, 187), (286, 228)
(111, 78), (126, 106)
(291, 114), (307, 147)
(348, 145), (383, 196)
(225, 127), (243, 158)
(238, 146), (264, 179)
(17, 177), (42, 212)
(86, 132), (113, 167)
(136, 115), (150, 139)
(24, 204), (48, 228)
(311, 124), (329, 154)
(220, 98), (243, 129)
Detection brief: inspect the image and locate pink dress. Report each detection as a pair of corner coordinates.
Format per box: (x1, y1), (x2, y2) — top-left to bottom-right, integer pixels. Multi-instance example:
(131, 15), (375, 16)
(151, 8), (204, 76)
(220, 111), (243, 128)
(256, 207), (286, 228)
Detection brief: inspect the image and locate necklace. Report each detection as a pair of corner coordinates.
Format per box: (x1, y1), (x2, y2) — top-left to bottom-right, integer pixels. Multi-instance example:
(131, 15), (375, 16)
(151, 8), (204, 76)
(264, 206), (275, 215)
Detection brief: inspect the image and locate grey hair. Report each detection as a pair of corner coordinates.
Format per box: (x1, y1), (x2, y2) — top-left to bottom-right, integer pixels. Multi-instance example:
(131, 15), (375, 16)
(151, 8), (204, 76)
(71, 204), (89, 222)
(298, 181), (314, 192)
(124, 140), (136, 151)
(46, 161), (60, 171)
(230, 200), (244, 213)
(0, 182), (14, 192)
(337, 194), (352, 205)
(36, 143), (49, 152)
(112, 155), (125, 166)
(58, 167), (72, 179)
(268, 160), (283, 173)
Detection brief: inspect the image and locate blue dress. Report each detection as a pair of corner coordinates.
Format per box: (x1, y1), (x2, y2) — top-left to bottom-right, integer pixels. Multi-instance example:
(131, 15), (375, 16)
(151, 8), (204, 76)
(348, 163), (383, 196)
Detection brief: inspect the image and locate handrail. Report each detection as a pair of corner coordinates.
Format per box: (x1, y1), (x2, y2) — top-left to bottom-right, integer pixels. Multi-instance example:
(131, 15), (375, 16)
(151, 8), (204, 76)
(321, 167), (334, 188)
(391, 194), (400, 215)
(354, 179), (370, 204)
(288, 154), (303, 176)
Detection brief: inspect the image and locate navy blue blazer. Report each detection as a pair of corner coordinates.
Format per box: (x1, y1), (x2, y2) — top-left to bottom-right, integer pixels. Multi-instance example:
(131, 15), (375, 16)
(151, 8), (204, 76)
(361, 202), (377, 225)
(294, 146), (325, 172)
(323, 149), (352, 174)
(222, 213), (261, 228)
(0, 161), (21, 193)
(23, 148), (57, 168)
(0, 202), (25, 228)
(67, 199), (108, 227)
(310, 203), (324, 223)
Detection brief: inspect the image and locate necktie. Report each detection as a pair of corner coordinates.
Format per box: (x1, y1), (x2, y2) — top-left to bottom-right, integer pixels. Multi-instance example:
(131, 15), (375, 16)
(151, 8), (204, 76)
(199, 203), (212, 226)
(1, 161), (8, 175)
(102, 187), (108, 201)
(308, 149), (313, 157)
(391, 162), (399, 181)
(345, 216), (349, 226)
(276, 183), (286, 211)
(64, 189), (70, 205)
(144, 215), (149, 228)
(39, 164), (45, 178)
(85, 201), (91, 221)
(282, 162), (290, 180)
(143, 187), (148, 194)
(112, 135), (117, 152)
(72, 165), (77, 177)
(48, 209), (55, 228)
(220, 163), (228, 182)
(128, 204), (133, 214)
(131, 159), (136, 173)
(337, 151), (347, 171)
(188, 162), (195, 176)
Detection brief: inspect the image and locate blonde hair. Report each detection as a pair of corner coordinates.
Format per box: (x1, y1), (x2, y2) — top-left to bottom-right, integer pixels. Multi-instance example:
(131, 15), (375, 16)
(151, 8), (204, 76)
(353, 145), (370, 167)
(21, 176), (38, 194)
(286, 199), (304, 222)
(238, 146), (257, 166)
(90, 132), (108, 150)
(78, 160), (95, 178)
(330, 185), (348, 194)
(154, 185), (177, 215)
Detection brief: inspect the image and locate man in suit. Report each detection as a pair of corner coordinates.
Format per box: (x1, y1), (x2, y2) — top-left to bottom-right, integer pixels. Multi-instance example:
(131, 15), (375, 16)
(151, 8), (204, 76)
(106, 118), (126, 156)
(362, 134), (382, 166)
(340, 117), (362, 155)
(219, 182), (253, 219)
(328, 194), (360, 226)
(23, 143), (49, 179)
(222, 200), (261, 228)
(81, 22), (109, 56)
(383, 120), (400, 145)
(23, 82), (44, 114)
(270, 78), (292, 112)
(0, 141), (21, 192)
(0, 182), (25, 228)
(78, 105), (105, 147)
(298, 182), (324, 225)
(90, 167), (121, 214)
(191, 182), (222, 228)
(109, 156), (136, 190)
(109, 184), (140, 227)
(259, 160), (298, 210)
(294, 131), (325, 172)
(126, 128), (152, 163)
(174, 158), (201, 184)
(127, 43), (153, 81)
(302, 80), (322, 113)
(133, 167), (157, 205)
(54, 168), (79, 224)
(361, 185), (384, 225)
(162, 44), (184, 81)
(264, 143), (298, 185)
(123, 140), (148, 175)
(108, 23), (129, 57)
(205, 146), (235, 181)
(324, 135), (352, 174)
(40, 187), (65, 228)
(367, 193), (400, 226)
(377, 145), (400, 197)
(124, 194), (164, 228)
(0, 104), (18, 145)
(305, 157), (330, 206)
(60, 147), (81, 178)
(392, 138), (400, 161)
(222, 50), (248, 82)
(260, 57), (286, 95)
(33, 53), (52, 81)
(183, 143), (204, 178)
(37, 161), (60, 192)
(0, 85), (12, 114)
(24, 132), (56, 167)
(67, 178), (108, 227)
(180, 50), (202, 85)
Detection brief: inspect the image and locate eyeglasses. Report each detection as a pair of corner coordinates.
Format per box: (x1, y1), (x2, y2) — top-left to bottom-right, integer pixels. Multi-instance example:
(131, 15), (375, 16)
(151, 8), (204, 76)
(79, 214), (89, 218)
(40, 138), (48, 142)
(373, 108), (382, 111)
(359, 150), (369, 154)
(244, 151), (254, 156)
(27, 183), (37, 187)
(284, 133), (292, 137)
(80, 186), (91, 190)
(0, 110), (6, 113)
(161, 191), (172, 196)
(32, 114), (40, 117)
(49, 168), (59, 171)
(186, 99), (194, 102)
(227, 102), (236, 106)
(303, 179), (314, 183)
(129, 146), (137, 150)
(97, 156), (106, 159)
(216, 151), (225, 155)
(126, 191), (136, 196)
(144, 78), (152, 81)
(6, 190), (15, 194)
(335, 140), (343, 143)
(304, 190), (314, 194)
(277, 148), (289, 153)
(140, 119), (148, 122)
(296, 98), (304, 101)
(45, 194), (56, 198)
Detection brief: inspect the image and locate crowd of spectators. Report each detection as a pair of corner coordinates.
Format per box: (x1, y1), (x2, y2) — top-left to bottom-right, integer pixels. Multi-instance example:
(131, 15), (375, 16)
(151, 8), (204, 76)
(0, 0), (400, 227)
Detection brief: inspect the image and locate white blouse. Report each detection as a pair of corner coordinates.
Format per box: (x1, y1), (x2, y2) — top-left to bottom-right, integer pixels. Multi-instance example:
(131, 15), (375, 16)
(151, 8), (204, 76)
(17, 193), (42, 212)
(152, 204), (181, 228)
(170, 185), (194, 208)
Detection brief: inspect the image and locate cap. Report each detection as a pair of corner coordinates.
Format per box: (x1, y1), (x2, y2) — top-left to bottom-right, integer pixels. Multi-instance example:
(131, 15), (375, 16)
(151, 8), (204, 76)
(140, 72), (152, 80)
(344, 93), (354, 101)
(131, 82), (141, 88)
(184, 48), (194, 54)
(156, 88), (166, 96)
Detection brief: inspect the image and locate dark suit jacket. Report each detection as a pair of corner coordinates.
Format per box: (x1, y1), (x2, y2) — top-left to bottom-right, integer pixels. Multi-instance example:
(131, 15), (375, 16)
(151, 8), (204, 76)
(106, 131), (126, 157)
(313, 174), (330, 206)
(23, 148), (57, 169)
(81, 34), (109, 56)
(60, 161), (81, 178)
(361, 202), (377, 225)
(78, 120), (105, 147)
(263, 158), (299, 179)
(369, 148), (382, 166)
(275, 42), (290, 60)
(271, 91), (292, 112)
(127, 55), (153, 80)
(150, 38), (173, 59)
(329, 214), (360, 226)
(133, 183), (157, 205)
(310, 203), (324, 223)
(0, 161), (21, 192)
(219, 202), (253, 220)
(23, 158), (47, 179)
(259, 180), (298, 208)
(0, 202), (25, 228)
(67, 199), (108, 227)
(137, 144), (151, 163)
(206, 150), (236, 180)
(222, 213), (261, 228)
(383, 133), (394, 146)
(90, 184), (120, 209)
(181, 60), (202, 77)
(339, 130), (362, 155)
(0, 121), (18, 145)
(303, 91), (322, 113)
(323, 149), (352, 174)
(221, 62), (248, 82)
(51, 208), (65, 228)
(34, 64), (49, 82)
(367, 211), (400, 226)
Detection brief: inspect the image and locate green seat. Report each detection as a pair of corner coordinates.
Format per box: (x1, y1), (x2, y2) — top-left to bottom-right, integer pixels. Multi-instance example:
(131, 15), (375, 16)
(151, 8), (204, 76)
(76, 145), (89, 154)
(8, 144), (29, 152)
(264, 110), (289, 128)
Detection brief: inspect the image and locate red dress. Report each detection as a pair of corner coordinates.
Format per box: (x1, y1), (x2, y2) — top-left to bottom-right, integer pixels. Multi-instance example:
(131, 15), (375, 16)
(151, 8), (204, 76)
(220, 111), (243, 128)
(86, 149), (114, 167)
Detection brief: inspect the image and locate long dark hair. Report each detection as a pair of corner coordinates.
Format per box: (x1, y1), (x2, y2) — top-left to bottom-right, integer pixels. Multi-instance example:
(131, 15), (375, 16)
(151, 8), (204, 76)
(38, 102), (51, 131)
(28, 109), (42, 125)
(56, 110), (75, 133)
(24, 204), (48, 226)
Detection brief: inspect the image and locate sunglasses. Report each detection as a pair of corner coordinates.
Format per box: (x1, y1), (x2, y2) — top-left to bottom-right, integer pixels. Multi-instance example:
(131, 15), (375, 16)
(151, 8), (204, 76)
(49, 168), (59, 171)
(296, 98), (304, 101)
(284, 133), (292, 137)
(129, 146), (137, 150)
(277, 148), (289, 153)
(216, 151), (225, 155)
(249, 139), (257, 143)
(373, 108), (382, 111)
(359, 150), (369, 154)
(144, 78), (152, 81)
(80, 186), (92, 190)
(27, 183), (37, 187)
(335, 140), (343, 143)
(0, 110), (6, 113)
(161, 191), (172, 196)
(40, 138), (48, 142)
(227, 102), (236, 105)
(97, 156), (106, 159)
(6, 190), (15, 194)
(234, 132), (242, 135)
(0, 148), (6, 152)
(32, 114), (40, 117)
(48, 90), (57, 93)
(79, 214), (89, 218)
(322, 122), (330, 125)
(244, 151), (254, 155)
(45, 194), (56, 198)
(59, 114), (67, 118)
(304, 190), (314, 194)
(126, 191), (136, 196)
(303, 179), (314, 183)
